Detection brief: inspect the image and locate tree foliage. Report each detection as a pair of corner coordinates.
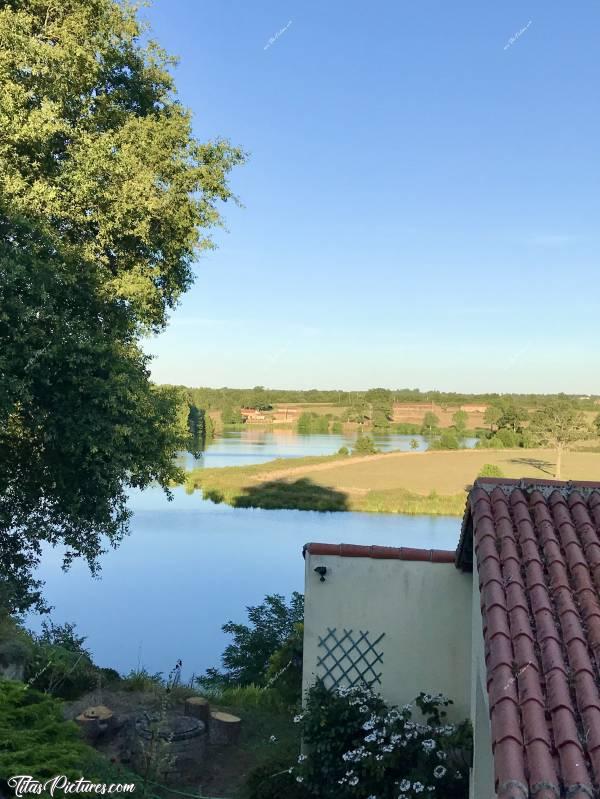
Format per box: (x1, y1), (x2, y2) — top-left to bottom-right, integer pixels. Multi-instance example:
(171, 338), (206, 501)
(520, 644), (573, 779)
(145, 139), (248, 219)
(198, 593), (304, 689)
(0, 0), (244, 612)
(353, 435), (378, 455)
(529, 400), (587, 478)
(421, 412), (439, 436)
(451, 409), (468, 435)
(0, 680), (91, 781)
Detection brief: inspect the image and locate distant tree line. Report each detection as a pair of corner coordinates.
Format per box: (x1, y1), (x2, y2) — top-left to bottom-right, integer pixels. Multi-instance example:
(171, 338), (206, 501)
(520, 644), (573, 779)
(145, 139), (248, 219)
(161, 385), (600, 413)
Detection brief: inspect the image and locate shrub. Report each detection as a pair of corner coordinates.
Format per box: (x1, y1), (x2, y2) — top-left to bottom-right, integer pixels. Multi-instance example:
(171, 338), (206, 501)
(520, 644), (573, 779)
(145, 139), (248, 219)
(353, 435), (377, 455)
(26, 622), (98, 700)
(495, 428), (519, 448)
(0, 615), (34, 676)
(431, 432), (460, 450)
(291, 681), (471, 799)
(197, 593), (304, 690)
(0, 680), (91, 781)
(245, 755), (308, 799)
(337, 446), (349, 456)
(266, 622), (303, 707)
(121, 667), (165, 692)
(478, 464), (504, 478)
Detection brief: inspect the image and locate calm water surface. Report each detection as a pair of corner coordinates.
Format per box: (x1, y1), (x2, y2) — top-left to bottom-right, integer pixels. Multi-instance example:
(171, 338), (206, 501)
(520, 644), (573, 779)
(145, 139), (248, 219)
(34, 488), (461, 678)
(179, 428), (478, 469)
(33, 430), (468, 678)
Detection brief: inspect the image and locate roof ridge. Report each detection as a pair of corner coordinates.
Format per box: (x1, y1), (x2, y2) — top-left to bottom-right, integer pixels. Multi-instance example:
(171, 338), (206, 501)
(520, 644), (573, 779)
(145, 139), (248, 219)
(303, 542), (455, 563)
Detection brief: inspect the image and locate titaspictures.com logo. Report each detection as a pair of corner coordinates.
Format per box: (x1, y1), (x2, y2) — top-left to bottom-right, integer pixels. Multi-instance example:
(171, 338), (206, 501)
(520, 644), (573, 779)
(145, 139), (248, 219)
(6, 776), (136, 797)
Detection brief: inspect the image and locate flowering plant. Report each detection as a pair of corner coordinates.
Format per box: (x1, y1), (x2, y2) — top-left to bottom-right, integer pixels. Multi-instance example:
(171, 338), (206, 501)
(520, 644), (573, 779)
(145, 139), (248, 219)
(291, 680), (471, 799)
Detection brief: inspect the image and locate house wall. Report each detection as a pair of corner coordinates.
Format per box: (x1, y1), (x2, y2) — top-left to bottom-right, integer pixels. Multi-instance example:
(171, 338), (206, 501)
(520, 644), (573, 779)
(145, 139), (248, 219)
(302, 551), (473, 720)
(469, 558), (495, 799)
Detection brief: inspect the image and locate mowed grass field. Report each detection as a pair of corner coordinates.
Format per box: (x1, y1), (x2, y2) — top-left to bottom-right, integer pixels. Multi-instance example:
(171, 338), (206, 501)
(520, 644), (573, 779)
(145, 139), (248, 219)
(186, 448), (600, 516)
(304, 448), (600, 495)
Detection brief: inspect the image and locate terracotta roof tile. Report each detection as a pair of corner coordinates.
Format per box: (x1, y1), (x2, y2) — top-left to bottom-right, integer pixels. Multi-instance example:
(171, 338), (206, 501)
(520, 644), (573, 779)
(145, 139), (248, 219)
(463, 479), (600, 798)
(302, 542), (455, 563)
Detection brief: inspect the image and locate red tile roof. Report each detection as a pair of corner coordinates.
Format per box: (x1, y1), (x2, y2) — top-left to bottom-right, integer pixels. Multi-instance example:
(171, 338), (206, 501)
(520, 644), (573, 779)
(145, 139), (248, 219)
(303, 542), (455, 563)
(461, 478), (600, 799)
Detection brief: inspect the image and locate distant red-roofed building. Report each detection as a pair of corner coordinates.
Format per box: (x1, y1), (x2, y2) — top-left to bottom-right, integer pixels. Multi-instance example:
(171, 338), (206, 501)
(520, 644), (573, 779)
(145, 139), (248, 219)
(302, 478), (600, 798)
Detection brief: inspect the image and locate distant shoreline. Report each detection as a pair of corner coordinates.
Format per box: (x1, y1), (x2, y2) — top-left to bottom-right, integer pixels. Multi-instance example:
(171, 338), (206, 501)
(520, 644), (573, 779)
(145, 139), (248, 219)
(182, 447), (600, 517)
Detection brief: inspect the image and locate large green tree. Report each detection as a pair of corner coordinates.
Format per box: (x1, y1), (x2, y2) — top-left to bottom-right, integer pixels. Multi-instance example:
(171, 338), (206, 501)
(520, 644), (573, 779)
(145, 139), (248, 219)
(198, 593), (304, 688)
(529, 401), (587, 479)
(0, 0), (244, 612)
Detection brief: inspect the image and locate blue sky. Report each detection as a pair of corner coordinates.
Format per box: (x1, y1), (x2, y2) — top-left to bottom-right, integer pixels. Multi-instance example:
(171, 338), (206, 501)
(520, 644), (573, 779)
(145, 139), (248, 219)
(142, 1), (600, 393)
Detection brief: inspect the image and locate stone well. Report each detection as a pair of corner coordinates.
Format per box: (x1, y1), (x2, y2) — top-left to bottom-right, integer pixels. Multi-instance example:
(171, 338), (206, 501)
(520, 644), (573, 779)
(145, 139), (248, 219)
(133, 711), (207, 781)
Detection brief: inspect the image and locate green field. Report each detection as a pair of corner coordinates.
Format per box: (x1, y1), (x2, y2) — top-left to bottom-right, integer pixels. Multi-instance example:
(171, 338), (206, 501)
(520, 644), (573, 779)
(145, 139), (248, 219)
(186, 448), (600, 516)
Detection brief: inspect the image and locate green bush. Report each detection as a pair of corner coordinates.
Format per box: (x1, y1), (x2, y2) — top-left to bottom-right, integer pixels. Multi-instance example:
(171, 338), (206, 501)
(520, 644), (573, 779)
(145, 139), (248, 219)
(478, 464), (505, 478)
(245, 754), (308, 799)
(0, 615), (34, 674)
(0, 680), (91, 781)
(495, 428), (519, 448)
(337, 446), (349, 456)
(266, 623), (303, 707)
(431, 432), (460, 450)
(25, 622), (98, 700)
(353, 435), (377, 455)
(291, 681), (471, 799)
(121, 667), (164, 692)
(198, 593), (304, 690)
(394, 423), (420, 434)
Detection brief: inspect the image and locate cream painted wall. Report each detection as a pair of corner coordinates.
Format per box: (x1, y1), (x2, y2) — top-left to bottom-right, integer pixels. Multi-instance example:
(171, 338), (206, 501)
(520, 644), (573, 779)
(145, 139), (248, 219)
(302, 552), (473, 721)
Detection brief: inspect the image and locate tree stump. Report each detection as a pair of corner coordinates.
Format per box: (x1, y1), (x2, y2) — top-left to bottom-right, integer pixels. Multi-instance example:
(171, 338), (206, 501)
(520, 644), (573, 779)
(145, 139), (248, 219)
(184, 696), (210, 726)
(75, 705), (114, 742)
(209, 711), (241, 745)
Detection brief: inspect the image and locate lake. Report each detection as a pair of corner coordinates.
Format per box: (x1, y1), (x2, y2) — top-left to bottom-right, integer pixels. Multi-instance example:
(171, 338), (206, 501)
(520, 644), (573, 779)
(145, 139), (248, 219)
(178, 428), (478, 469)
(33, 484), (462, 680)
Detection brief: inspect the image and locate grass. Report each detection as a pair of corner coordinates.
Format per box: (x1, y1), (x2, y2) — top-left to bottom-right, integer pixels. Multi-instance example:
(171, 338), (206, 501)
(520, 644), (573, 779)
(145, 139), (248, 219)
(186, 447), (600, 516)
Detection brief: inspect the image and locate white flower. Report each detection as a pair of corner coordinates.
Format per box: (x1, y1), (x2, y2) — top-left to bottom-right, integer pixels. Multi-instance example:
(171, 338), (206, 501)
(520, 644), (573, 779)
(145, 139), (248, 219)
(269, 735), (277, 743)
(436, 750), (447, 760)
(364, 732), (377, 743)
(362, 719), (376, 731)
(349, 776), (359, 786)
(297, 754), (306, 763)
(422, 739), (436, 751)
(375, 754), (383, 761)
(359, 704), (369, 712)
(433, 765), (447, 779)
(413, 783), (424, 793)
(293, 714), (304, 723)
(399, 780), (411, 791)
(295, 776), (303, 783)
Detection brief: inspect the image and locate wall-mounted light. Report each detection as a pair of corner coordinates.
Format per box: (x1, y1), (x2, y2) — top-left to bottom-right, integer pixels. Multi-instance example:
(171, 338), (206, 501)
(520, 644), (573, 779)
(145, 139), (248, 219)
(314, 566), (327, 582)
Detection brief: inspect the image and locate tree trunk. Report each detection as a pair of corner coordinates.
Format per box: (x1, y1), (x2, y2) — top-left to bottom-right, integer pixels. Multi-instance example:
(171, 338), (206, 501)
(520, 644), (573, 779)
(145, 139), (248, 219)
(184, 696), (210, 726)
(555, 446), (562, 479)
(209, 711), (241, 745)
(75, 705), (114, 742)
